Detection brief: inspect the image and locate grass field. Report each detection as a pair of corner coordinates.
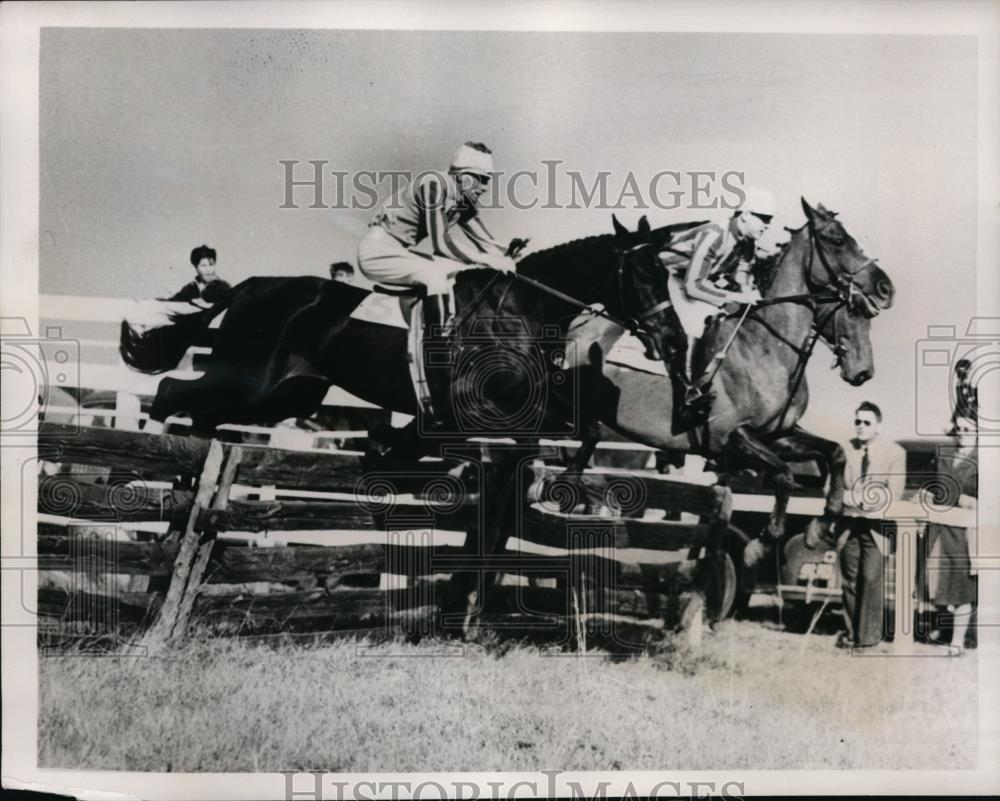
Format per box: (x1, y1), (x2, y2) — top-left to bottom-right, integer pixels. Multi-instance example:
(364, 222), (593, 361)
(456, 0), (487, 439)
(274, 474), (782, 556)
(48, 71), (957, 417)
(38, 614), (979, 773)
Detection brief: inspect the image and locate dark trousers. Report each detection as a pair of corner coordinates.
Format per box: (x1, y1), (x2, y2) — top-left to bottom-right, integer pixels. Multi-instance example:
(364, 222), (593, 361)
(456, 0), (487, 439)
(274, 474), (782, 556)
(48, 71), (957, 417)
(839, 519), (887, 647)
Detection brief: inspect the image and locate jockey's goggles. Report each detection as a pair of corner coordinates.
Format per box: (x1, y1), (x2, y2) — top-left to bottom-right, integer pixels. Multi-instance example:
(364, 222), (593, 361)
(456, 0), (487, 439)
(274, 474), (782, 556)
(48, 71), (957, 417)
(456, 170), (491, 184)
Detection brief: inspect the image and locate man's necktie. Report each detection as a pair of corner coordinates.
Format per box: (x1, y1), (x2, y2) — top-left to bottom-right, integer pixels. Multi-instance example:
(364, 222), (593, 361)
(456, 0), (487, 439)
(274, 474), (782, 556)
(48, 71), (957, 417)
(856, 445), (871, 513)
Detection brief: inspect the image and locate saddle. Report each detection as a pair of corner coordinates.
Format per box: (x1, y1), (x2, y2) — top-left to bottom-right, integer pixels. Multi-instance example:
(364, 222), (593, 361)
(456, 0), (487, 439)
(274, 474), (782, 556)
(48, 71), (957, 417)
(350, 283), (459, 424)
(348, 283), (417, 329)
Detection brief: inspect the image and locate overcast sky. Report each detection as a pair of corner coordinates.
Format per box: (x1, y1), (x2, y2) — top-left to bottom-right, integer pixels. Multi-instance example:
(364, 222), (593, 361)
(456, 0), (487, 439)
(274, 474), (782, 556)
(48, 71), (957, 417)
(39, 29), (979, 440)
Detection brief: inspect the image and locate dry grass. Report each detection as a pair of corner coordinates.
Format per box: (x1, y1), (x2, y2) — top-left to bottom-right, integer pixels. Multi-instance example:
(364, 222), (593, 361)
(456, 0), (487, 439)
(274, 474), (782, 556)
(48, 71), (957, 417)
(38, 620), (978, 772)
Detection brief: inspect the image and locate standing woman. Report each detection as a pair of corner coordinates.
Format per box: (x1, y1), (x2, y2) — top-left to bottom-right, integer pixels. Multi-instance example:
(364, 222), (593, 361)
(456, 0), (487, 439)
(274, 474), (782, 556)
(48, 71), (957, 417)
(927, 414), (979, 652)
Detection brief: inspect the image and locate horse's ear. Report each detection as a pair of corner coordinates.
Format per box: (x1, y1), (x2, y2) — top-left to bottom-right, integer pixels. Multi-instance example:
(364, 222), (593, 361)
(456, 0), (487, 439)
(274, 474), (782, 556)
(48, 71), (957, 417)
(801, 197), (816, 221)
(637, 215), (651, 236)
(612, 214), (629, 239)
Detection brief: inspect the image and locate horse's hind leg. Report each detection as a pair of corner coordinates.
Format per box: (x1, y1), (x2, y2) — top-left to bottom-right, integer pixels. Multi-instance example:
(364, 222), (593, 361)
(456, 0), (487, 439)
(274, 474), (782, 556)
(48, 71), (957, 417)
(147, 376), (191, 434)
(148, 375), (225, 437)
(365, 419), (430, 461)
(440, 454), (526, 641)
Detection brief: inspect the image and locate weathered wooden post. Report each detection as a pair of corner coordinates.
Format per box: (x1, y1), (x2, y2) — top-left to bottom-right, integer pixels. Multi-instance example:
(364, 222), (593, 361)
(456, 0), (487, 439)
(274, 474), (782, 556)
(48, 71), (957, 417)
(139, 439), (228, 651)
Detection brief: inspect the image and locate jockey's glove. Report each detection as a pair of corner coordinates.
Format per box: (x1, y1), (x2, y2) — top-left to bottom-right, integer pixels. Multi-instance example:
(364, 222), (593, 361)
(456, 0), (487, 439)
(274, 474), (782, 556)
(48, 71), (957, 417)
(484, 255), (518, 274)
(728, 290), (761, 307)
(506, 237), (531, 258)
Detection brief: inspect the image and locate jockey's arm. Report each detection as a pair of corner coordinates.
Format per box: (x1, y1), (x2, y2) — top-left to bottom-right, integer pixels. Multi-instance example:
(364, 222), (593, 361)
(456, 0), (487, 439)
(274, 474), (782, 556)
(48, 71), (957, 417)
(463, 215), (505, 253)
(420, 177), (491, 265)
(459, 217), (518, 271)
(683, 231), (736, 305)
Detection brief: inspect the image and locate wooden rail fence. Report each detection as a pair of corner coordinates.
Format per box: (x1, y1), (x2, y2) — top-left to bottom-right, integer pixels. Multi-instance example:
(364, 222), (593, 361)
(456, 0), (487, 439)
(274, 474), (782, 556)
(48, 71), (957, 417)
(37, 423), (736, 652)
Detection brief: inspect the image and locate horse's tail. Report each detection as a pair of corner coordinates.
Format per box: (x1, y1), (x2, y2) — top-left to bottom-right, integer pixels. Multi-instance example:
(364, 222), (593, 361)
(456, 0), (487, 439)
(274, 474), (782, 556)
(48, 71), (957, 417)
(119, 293), (234, 374)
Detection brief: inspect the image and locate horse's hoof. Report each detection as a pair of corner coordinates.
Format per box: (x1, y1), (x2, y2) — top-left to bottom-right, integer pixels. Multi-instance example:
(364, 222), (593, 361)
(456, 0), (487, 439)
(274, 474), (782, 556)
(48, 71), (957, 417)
(804, 518), (836, 549)
(743, 538), (768, 567)
(528, 476), (582, 513)
(526, 477), (546, 504)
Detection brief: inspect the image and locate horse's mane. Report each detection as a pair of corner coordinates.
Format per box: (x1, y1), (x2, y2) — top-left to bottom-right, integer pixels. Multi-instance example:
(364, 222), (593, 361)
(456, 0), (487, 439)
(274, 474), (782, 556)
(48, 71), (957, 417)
(516, 220), (705, 296)
(515, 231), (619, 297)
(517, 230), (617, 270)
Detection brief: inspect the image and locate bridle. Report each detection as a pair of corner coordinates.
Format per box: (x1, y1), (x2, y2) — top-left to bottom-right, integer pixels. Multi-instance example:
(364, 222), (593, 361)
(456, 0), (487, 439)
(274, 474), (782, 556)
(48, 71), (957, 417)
(614, 239), (676, 335)
(748, 219), (883, 369)
(741, 219), (883, 430)
(803, 220), (883, 319)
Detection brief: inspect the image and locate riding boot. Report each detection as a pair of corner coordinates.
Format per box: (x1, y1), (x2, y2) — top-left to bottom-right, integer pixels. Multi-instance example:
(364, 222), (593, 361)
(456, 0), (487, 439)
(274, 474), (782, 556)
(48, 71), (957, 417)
(667, 338), (712, 435)
(637, 330), (660, 362)
(421, 292), (453, 428)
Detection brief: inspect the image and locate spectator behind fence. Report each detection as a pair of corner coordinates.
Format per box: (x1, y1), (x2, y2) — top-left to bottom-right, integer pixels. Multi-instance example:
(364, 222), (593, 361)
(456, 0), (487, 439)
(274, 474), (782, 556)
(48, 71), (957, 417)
(952, 358), (978, 427)
(835, 401), (906, 650)
(330, 261), (356, 284)
(925, 414), (978, 653)
(169, 244), (232, 304)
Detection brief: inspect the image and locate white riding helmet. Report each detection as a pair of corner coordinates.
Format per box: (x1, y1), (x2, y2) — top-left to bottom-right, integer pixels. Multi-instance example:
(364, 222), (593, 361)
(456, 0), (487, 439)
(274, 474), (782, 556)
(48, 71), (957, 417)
(450, 143), (494, 177)
(738, 186), (778, 218)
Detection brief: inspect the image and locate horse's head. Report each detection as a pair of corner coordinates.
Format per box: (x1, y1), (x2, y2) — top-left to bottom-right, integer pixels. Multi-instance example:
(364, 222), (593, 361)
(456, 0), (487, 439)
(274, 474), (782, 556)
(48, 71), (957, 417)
(798, 198), (895, 386)
(611, 214), (675, 352)
(800, 198), (895, 313)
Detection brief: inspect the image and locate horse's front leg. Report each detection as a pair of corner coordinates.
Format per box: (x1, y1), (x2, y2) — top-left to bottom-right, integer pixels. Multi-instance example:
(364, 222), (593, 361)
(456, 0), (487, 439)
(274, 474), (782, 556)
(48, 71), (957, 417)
(147, 375), (208, 435)
(723, 424), (798, 565)
(552, 417), (602, 512)
(766, 426), (846, 548)
(566, 417), (600, 473)
(528, 359), (605, 512)
(147, 376), (182, 433)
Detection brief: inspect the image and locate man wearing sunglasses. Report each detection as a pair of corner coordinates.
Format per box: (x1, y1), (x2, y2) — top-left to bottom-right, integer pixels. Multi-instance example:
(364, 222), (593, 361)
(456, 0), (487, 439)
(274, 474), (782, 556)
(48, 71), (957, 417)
(359, 142), (517, 299)
(358, 141), (519, 422)
(836, 401), (907, 649)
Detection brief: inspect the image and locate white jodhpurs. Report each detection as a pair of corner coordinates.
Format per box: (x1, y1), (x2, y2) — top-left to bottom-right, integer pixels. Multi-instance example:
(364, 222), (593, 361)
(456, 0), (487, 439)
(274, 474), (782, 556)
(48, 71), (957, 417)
(358, 226), (465, 295)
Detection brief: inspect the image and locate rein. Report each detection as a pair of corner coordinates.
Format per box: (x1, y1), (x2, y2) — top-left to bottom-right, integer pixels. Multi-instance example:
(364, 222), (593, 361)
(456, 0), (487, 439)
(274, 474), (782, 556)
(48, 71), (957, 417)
(511, 241), (662, 337)
(511, 272), (642, 336)
(445, 241), (667, 349)
(696, 218), (873, 392)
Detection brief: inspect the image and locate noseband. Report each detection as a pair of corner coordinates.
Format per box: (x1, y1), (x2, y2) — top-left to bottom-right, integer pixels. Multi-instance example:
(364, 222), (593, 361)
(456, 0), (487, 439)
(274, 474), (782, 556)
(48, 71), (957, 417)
(806, 222), (883, 319)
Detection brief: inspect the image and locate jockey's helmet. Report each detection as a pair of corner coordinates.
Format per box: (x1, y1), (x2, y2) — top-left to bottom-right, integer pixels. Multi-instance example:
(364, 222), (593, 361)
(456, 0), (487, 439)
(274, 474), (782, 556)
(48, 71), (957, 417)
(738, 186), (778, 219)
(450, 142), (494, 178)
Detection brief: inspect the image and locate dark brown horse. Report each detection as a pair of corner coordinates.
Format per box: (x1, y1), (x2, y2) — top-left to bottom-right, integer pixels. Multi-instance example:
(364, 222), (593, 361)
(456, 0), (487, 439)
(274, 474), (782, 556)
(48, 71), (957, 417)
(121, 217), (689, 446)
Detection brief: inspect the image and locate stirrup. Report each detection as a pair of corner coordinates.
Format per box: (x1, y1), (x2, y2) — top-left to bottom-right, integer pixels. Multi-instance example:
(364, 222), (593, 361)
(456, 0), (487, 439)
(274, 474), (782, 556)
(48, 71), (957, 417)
(684, 383), (709, 405)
